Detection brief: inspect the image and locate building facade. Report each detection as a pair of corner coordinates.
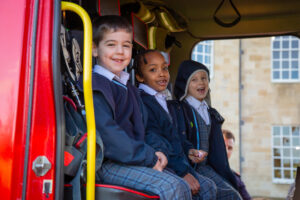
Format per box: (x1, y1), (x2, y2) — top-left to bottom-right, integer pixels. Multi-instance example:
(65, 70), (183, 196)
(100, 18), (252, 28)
(192, 37), (300, 198)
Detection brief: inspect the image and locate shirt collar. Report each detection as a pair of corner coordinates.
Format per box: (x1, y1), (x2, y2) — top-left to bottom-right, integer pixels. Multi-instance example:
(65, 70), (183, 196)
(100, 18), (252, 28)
(185, 95), (208, 110)
(139, 83), (168, 99)
(139, 83), (157, 96)
(93, 64), (129, 85)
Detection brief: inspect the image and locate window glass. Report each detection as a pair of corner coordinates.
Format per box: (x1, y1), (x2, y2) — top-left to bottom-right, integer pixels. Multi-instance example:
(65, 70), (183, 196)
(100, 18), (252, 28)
(192, 40), (214, 78)
(272, 125), (300, 183)
(271, 36), (300, 82)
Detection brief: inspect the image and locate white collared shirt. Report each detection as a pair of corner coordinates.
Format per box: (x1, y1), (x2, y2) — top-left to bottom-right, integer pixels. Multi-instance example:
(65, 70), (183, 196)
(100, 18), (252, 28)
(185, 95), (210, 125)
(139, 83), (170, 114)
(93, 64), (130, 85)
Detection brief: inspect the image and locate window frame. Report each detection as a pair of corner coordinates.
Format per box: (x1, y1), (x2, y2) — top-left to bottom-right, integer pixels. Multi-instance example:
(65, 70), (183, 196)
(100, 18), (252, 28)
(191, 40), (214, 79)
(272, 125), (300, 184)
(271, 36), (300, 83)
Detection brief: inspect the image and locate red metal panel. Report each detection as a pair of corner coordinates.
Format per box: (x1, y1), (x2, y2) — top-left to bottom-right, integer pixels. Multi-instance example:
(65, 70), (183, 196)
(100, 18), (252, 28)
(0, 0), (56, 199)
(0, 0), (34, 199)
(24, 0), (56, 199)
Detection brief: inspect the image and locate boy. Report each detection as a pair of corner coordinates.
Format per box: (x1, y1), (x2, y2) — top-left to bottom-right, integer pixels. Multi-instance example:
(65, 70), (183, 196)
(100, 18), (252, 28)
(223, 129), (251, 200)
(173, 60), (242, 199)
(135, 50), (217, 200)
(78, 16), (191, 200)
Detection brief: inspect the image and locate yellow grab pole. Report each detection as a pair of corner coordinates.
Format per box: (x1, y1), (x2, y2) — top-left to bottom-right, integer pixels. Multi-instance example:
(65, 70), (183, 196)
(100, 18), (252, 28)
(61, 2), (95, 200)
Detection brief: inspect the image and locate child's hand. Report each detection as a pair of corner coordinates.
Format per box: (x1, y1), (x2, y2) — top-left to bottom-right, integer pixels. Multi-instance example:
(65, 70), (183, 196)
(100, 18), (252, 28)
(152, 160), (163, 172)
(155, 151), (168, 169)
(152, 152), (168, 172)
(183, 173), (200, 195)
(188, 149), (207, 163)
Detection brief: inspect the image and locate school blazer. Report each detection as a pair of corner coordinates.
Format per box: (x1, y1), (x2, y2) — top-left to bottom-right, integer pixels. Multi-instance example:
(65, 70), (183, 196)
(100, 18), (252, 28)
(141, 92), (194, 177)
(170, 100), (238, 189)
(77, 73), (158, 167)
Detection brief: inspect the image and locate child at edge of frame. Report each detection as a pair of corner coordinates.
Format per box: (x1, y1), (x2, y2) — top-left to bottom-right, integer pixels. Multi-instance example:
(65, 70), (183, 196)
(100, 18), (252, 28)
(76, 15), (192, 200)
(171, 59), (242, 200)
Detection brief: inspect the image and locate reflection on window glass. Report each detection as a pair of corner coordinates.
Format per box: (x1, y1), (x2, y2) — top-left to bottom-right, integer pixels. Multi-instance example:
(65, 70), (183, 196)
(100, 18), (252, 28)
(273, 148), (281, 156)
(274, 159), (281, 167)
(293, 159), (300, 168)
(274, 169), (281, 178)
(283, 137), (290, 146)
(272, 125), (300, 183)
(292, 127), (300, 136)
(284, 170), (291, 179)
(283, 159), (291, 167)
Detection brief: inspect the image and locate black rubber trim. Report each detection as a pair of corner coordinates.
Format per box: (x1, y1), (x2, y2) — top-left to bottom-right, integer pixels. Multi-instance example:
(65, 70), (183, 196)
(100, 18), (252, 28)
(22, 0), (39, 199)
(53, 1), (64, 200)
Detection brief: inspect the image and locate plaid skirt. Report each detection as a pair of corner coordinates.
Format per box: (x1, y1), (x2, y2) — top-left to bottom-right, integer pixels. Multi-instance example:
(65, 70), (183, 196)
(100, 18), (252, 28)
(189, 169), (217, 200)
(196, 165), (242, 200)
(97, 160), (192, 200)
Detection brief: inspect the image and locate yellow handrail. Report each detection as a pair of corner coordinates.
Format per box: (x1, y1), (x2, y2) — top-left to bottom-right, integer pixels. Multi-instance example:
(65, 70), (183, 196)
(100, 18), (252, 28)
(61, 2), (95, 200)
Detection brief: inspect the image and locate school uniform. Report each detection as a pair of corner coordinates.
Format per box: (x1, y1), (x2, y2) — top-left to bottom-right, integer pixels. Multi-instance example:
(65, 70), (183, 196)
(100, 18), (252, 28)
(77, 65), (192, 200)
(233, 171), (251, 200)
(139, 83), (217, 200)
(173, 60), (242, 200)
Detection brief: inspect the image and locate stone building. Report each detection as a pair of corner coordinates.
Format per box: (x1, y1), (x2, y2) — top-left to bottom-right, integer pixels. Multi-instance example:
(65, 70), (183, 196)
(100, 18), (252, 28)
(192, 36), (300, 198)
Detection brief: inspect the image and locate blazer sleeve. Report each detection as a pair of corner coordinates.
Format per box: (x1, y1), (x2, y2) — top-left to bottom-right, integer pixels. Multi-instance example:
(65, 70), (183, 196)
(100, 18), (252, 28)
(93, 92), (158, 167)
(144, 105), (174, 158)
(169, 100), (195, 156)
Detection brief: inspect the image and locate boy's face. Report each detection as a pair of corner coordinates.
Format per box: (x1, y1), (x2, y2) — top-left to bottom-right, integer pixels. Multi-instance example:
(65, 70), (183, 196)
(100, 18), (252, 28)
(223, 136), (234, 159)
(187, 71), (209, 101)
(136, 51), (170, 92)
(92, 29), (132, 76)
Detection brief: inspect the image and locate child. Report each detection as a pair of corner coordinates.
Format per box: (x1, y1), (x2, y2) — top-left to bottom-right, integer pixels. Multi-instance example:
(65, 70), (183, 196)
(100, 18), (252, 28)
(173, 60), (242, 200)
(135, 49), (217, 200)
(223, 129), (251, 200)
(78, 16), (192, 200)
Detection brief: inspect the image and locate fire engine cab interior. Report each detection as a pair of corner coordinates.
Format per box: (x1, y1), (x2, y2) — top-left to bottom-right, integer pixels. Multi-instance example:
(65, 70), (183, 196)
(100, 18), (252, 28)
(59, 0), (300, 199)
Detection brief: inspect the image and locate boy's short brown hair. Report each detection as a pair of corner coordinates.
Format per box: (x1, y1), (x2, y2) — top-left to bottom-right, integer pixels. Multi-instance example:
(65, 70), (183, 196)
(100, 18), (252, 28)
(92, 15), (132, 45)
(222, 129), (235, 142)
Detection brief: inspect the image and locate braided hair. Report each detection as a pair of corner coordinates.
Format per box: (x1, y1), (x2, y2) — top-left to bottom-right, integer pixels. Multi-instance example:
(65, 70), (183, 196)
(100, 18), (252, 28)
(132, 49), (161, 79)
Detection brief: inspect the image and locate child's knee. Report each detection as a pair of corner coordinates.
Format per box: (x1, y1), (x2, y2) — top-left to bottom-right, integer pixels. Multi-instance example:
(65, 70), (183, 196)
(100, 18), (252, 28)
(172, 178), (192, 200)
(175, 178), (191, 193)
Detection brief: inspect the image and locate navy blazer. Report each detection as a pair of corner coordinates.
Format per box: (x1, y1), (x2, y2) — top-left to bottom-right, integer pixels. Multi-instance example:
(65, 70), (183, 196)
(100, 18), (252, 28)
(170, 100), (238, 189)
(141, 92), (194, 177)
(77, 73), (158, 167)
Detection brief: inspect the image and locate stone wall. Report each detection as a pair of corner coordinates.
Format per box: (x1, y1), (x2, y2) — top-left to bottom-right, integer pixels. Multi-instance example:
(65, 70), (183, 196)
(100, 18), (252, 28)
(210, 37), (300, 198)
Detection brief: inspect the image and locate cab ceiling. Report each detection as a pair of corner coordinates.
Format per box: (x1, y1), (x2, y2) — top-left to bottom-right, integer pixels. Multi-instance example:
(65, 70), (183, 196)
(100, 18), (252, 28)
(122, 0), (300, 39)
